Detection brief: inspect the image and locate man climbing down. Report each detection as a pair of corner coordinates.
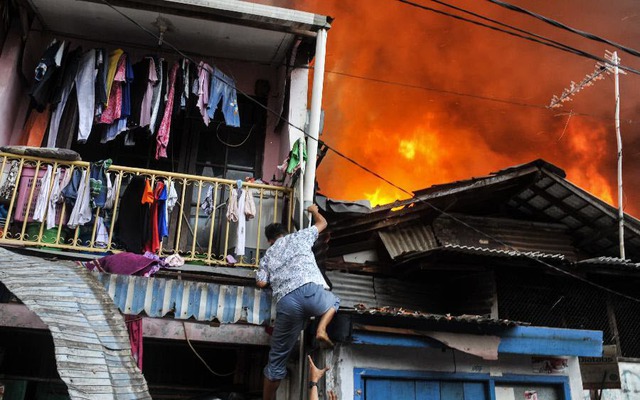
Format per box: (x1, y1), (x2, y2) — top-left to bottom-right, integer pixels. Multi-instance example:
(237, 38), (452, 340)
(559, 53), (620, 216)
(256, 204), (340, 400)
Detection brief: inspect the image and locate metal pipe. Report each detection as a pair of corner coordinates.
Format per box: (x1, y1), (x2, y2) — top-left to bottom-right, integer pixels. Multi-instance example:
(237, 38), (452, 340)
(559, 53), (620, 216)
(303, 27), (328, 207)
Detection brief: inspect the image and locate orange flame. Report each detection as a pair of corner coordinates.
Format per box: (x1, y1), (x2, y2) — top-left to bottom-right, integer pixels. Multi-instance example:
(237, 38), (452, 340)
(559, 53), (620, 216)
(255, 0), (636, 216)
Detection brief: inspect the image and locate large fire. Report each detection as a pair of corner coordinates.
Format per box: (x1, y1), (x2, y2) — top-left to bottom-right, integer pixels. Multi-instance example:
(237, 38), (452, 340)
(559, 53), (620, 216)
(255, 0), (640, 214)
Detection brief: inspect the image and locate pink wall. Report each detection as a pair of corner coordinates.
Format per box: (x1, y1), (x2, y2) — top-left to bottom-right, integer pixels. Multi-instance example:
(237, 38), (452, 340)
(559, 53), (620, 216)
(0, 22), (30, 146)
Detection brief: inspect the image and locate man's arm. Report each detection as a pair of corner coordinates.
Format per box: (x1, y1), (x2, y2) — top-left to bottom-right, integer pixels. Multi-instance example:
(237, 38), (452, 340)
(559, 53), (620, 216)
(256, 260), (269, 288)
(307, 204), (327, 233)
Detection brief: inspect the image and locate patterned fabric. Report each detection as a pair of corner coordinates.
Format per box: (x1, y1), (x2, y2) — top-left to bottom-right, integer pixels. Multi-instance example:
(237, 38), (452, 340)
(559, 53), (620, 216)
(99, 54), (126, 124)
(156, 63), (179, 159)
(256, 226), (328, 303)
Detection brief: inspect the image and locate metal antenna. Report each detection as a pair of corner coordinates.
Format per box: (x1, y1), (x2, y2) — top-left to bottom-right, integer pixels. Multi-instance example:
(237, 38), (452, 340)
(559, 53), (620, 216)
(548, 51), (627, 259)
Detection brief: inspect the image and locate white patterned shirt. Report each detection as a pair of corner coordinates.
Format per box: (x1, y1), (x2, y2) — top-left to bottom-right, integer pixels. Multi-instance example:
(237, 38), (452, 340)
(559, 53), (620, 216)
(256, 226), (328, 303)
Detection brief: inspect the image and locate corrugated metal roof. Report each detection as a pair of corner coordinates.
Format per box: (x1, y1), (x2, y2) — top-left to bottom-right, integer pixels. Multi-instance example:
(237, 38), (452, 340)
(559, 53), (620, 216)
(377, 215), (572, 262)
(0, 247), (151, 400)
(327, 270), (445, 312)
(94, 273), (275, 325)
(379, 224), (438, 260)
(439, 244), (566, 260)
(433, 214), (576, 260)
(329, 159), (640, 263)
(576, 256), (640, 270)
(345, 305), (524, 327)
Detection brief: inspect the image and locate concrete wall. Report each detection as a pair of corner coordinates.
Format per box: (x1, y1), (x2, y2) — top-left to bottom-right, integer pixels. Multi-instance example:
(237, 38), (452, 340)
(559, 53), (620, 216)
(324, 344), (585, 400)
(583, 362), (640, 400)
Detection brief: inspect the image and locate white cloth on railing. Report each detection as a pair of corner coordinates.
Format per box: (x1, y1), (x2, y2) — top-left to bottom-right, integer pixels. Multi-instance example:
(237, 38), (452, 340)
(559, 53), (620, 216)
(95, 216), (109, 248)
(226, 188), (257, 257)
(33, 165), (53, 225)
(67, 169), (92, 228)
(104, 172), (121, 210)
(200, 184), (214, 216)
(236, 188), (246, 256)
(166, 181), (178, 214)
(46, 168), (64, 230)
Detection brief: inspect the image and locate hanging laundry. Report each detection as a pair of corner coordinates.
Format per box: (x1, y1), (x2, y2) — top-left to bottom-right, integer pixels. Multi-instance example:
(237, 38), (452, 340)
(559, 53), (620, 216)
(207, 67), (240, 127)
(166, 180), (178, 215)
(125, 315), (143, 371)
(95, 216), (109, 248)
(102, 118), (128, 144)
(46, 46), (83, 148)
(104, 172), (121, 210)
(116, 175), (148, 253)
(196, 62), (212, 126)
(30, 40), (65, 111)
(32, 165), (53, 224)
(0, 161), (19, 201)
(75, 49), (97, 143)
(121, 54), (134, 120)
(104, 49), (124, 107)
(141, 179), (154, 251)
(226, 187), (256, 257)
(100, 53), (126, 125)
(46, 168), (67, 230)
(131, 57), (158, 129)
(287, 138), (307, 174)
(244, 188), (256, 219)
(89, 159), (112, 209)
(144, 180), (164, 253)
(149, 58), (165, 135)
(155, 62), (179, 159)
(95, 48), (108, 108)
(200, 184), (214, 216)
(180, 59), (190, 109)
(66, 169), (92, 228)
(157, 181), (169, 240)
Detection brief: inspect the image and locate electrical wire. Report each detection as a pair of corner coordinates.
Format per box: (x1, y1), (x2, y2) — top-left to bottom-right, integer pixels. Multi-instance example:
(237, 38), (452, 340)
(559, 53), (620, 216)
(98, 0), (640, 304)
(398, 0), (640, 76)
(182, 321), (236, 377)
(487, 0), (640, 60)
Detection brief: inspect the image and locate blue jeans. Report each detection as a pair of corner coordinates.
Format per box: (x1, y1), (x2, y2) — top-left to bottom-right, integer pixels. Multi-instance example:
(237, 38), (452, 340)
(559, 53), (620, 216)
(264, 283), (340, 381)
(207, 68), (240, 127)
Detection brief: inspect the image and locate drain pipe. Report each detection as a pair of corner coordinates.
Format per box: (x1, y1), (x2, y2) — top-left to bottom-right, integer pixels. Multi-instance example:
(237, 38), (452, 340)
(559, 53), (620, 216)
(303, 28), (328, 212)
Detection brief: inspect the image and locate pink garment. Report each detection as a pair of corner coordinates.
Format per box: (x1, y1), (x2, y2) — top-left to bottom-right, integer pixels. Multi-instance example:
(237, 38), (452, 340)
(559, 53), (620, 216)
(100, 54), (126, 124)
(156, 63), (179, 159)
(139, 57), (158, 127)
(197, 62), (211, 126)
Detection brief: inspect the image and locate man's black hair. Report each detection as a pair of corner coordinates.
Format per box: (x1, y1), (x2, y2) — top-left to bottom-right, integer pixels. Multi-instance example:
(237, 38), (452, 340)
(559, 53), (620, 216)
(265, 223), (288, 241)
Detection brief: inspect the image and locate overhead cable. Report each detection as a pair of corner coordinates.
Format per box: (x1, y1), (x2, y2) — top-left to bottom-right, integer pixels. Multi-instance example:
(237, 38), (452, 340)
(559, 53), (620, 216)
(487, 0), (640, 60)
(397, 0), (640, 76)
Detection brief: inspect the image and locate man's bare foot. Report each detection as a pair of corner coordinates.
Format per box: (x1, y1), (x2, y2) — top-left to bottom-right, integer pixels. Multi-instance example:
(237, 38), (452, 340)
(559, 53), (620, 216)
(316, 331), (334, 348)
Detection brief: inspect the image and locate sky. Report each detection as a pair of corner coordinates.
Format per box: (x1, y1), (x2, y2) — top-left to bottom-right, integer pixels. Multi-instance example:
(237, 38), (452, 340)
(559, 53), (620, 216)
(253, 0), (640, 216)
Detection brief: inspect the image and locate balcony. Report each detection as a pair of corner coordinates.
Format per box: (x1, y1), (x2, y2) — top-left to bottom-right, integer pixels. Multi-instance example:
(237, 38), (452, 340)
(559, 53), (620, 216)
(0, 152), (294, 268)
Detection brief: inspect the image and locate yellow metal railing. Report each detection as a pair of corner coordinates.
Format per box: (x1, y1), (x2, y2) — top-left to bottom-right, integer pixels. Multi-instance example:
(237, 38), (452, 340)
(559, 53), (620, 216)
(0, 152), (294, 267)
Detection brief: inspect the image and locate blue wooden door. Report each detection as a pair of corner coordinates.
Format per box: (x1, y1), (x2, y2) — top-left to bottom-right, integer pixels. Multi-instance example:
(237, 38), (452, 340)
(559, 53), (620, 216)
(365, 379), (488, 400)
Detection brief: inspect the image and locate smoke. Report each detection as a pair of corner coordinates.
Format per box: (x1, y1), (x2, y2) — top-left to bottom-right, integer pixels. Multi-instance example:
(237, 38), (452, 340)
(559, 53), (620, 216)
(255, 0), (640, 215)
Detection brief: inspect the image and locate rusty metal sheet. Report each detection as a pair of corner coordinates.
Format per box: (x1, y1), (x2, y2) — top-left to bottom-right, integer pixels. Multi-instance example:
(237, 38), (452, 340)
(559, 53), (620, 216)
(379, 224), (438, 260)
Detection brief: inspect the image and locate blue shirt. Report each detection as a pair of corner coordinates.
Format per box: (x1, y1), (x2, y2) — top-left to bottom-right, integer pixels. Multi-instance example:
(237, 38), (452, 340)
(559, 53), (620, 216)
(256, 226), (328, 303)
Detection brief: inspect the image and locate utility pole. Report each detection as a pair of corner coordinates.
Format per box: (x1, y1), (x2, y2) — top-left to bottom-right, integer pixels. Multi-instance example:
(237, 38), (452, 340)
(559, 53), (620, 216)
(549, 51), (627, 259)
